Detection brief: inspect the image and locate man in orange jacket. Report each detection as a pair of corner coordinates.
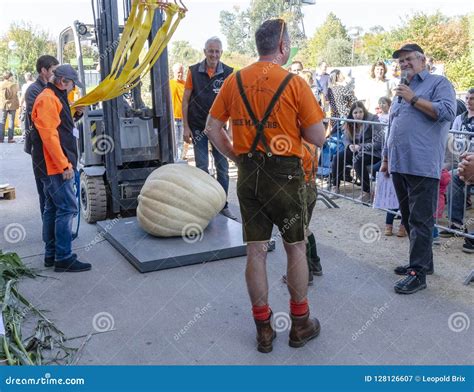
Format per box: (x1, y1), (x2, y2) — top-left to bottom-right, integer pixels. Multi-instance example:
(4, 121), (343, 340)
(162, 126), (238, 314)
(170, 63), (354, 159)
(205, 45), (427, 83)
(32, 64), (91, 272)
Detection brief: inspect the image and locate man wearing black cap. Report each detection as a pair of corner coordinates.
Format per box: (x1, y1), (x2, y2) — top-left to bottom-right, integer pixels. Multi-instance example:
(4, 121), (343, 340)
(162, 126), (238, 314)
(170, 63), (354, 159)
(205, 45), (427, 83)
(380, 44), (456, 294)
(32, 64), (91, 273)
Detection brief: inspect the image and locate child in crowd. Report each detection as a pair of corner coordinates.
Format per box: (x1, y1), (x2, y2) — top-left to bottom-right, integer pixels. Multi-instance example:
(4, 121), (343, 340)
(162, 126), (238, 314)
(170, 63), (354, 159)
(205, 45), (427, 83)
(376, 97), (407, 237)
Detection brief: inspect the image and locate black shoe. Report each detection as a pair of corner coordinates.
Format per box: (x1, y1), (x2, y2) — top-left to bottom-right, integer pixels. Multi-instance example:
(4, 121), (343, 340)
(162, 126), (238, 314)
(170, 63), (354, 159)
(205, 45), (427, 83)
(462, 239), (474, 254)
(394, 264), (433, 275)
(44, 253), (77, 267)
(311, 260), (323, 276)
(394, 271), (427, 294)
(54, 256), (91, 272)
(439, 224), (465, 238)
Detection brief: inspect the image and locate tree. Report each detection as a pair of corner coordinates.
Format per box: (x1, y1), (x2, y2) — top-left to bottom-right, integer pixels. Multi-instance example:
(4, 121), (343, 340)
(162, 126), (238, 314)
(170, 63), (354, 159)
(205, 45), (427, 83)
(62, 41), (99, 69)
(219, 6), (252, 55)
(168, 40), (201, 68)
(0, 22), (56, 83)
(318, 37), (352, 67)
(219, 0), (305, 57)
(220, 51), (255, 70)
(391, 12), (468, 62)
(299, 13), (349, 68)
(445, 55), (474, 91)
(359, 30), (396, 64)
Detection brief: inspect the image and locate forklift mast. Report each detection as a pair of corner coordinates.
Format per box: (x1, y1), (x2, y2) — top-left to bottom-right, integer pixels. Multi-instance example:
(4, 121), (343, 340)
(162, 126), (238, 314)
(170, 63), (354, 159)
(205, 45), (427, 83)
(59, 0), (175, 223)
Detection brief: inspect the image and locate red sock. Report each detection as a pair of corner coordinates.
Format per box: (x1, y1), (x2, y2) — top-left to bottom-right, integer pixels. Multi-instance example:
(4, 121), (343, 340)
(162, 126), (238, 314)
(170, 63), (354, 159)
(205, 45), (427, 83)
(252, 304), (271, 321)
(290, 299), (309, 316)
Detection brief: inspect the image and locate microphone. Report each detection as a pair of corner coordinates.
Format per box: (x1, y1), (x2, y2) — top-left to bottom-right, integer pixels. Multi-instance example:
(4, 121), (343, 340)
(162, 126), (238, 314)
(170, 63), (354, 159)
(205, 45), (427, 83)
(398, 71), (409, 103)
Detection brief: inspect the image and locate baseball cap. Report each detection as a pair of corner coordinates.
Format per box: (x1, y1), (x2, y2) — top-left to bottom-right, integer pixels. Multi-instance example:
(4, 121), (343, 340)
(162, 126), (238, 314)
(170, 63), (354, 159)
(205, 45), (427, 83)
(53, 64), (84, 88)
(392, 43), (424, 59)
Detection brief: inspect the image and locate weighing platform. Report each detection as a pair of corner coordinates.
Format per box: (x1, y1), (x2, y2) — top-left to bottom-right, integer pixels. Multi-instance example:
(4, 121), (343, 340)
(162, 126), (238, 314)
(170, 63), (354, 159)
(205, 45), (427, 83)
(96, 215), (247, 273)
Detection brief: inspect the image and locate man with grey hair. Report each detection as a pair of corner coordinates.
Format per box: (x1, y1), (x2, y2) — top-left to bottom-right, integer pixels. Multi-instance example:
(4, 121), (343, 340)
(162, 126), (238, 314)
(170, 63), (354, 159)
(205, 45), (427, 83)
(182, 36), (236, 219)
(206, 19), (326, 352)
(380, 43), (456, 294)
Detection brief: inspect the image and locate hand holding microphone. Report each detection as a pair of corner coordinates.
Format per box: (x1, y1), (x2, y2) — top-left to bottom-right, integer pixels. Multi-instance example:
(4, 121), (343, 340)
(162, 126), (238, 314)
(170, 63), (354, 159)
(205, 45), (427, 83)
(397, 70), (409, 103)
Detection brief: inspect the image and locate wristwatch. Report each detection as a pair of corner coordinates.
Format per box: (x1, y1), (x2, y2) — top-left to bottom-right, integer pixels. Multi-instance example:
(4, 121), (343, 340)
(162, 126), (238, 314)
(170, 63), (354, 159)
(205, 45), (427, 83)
(410, 95), (419, 106)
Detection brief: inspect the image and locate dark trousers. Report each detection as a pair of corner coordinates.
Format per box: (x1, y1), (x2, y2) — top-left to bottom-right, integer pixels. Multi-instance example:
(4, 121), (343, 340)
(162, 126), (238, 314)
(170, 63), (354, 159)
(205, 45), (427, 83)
(353, 153), (381, 193)
(192, 128), (229, 208)
(391, 173), (439, 276)
(331, 146), (353, 186)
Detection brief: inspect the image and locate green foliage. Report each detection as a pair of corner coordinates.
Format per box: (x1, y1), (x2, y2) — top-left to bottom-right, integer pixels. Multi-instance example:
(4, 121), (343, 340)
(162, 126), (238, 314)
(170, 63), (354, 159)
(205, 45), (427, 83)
(445, 55), (474, 91)
(390, 12), (469, 62)
(169, 40), (201, 68)
(220, 7), (252, 55)
(62, 41), (99, 69)
(0, 22), (56, 83)
(220, 52), (255, 71)
(219, 0), (305, 57)
(299, 13), (349, 68)
(318, 38), (352, 67)
(0, 251), (79, 365)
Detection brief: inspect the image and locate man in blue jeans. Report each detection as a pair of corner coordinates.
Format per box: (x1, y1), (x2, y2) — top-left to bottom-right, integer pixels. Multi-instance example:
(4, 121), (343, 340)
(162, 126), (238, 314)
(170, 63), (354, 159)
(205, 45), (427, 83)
(32, 65), (90, 272)
(182, 36), (236, 220)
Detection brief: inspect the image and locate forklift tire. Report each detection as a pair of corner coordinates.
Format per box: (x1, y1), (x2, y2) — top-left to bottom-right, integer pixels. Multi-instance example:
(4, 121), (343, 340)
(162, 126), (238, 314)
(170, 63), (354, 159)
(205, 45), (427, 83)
(80, 173), (107, 223)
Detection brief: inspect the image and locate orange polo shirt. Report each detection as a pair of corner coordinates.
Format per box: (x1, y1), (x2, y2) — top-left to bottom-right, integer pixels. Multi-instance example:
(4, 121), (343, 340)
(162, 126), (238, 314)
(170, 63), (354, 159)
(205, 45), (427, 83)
(209, 61), (324, 158)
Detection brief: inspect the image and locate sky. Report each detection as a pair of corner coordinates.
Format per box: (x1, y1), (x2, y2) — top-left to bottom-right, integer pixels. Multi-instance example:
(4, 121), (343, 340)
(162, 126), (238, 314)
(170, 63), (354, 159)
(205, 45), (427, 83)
(1, 0), (472, 50)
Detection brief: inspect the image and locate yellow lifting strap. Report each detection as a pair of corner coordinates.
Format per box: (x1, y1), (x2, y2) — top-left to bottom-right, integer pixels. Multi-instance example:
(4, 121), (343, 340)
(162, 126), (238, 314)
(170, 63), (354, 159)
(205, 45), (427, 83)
(72, 0), (187, 108)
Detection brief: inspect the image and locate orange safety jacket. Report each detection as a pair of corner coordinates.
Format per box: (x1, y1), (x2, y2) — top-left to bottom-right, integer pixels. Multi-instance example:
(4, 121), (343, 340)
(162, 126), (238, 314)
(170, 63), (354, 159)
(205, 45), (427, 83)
(31, 83), (78, 177)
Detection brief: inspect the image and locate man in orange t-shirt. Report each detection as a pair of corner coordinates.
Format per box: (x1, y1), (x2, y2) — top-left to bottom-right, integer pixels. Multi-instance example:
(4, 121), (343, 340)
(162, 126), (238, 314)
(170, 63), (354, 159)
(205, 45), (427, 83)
(169, 63), (185, 160)
(206, 19), (326, 353)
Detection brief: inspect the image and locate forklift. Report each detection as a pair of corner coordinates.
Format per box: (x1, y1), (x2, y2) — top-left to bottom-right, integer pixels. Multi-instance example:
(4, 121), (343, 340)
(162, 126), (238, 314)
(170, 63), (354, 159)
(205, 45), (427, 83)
(57, 0), (174, 224)
(57, 0), (247, 272)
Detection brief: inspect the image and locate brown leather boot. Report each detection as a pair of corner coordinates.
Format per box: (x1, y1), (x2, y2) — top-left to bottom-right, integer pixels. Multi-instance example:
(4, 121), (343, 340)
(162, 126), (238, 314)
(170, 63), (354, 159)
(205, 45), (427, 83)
(254, 314), (276, 353)
(289, 312), (321, 348)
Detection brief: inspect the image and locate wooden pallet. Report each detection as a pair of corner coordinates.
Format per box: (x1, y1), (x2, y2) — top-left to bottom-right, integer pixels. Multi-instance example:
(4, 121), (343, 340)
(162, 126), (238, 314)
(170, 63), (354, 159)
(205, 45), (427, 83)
(0, 186), (15, 200)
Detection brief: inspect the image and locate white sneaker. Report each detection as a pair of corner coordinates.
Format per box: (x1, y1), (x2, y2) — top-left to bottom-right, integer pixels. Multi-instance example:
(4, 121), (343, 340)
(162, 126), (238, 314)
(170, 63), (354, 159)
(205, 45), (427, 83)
(220, 207), (237, 220)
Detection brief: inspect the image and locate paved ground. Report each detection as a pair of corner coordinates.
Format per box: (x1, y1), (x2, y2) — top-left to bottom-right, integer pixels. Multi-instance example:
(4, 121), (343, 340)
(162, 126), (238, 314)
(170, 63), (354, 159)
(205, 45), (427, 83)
(0, 141), (473, 365)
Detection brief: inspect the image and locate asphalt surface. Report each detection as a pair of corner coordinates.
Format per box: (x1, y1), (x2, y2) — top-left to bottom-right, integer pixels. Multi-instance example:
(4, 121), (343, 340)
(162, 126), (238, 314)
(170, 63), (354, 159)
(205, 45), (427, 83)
(0, 141), (473, 365)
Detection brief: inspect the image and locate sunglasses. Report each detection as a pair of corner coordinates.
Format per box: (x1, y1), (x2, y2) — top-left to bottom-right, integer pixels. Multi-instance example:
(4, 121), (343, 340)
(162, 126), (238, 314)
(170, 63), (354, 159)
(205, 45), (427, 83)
(278, 19), (286, 43)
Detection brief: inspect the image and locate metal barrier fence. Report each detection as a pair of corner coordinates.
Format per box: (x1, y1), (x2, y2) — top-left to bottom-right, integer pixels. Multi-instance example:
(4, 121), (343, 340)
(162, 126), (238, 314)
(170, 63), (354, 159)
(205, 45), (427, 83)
(317, 116), (474, 241)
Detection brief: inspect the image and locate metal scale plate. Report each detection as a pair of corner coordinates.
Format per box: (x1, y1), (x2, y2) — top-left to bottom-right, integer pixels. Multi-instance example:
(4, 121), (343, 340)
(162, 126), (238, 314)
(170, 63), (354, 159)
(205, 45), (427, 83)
(96, 215), (247, 273)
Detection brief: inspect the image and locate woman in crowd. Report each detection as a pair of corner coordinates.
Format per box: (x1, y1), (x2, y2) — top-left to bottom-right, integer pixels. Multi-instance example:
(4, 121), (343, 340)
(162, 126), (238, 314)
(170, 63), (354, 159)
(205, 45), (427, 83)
(331, 101), (383, 202)
(364, 61), (391, 113)
(327, 69), (357, 133)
